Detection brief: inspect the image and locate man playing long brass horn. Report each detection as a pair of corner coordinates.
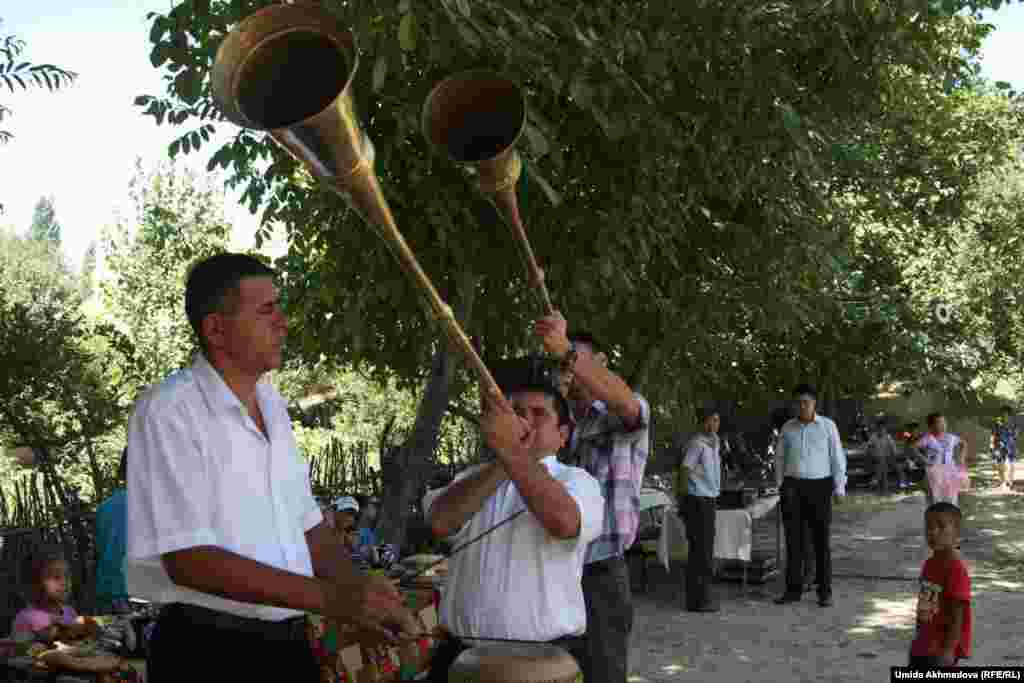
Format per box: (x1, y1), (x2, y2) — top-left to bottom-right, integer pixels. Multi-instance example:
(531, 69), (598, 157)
(424, 356), (605, 681)
(534, 315), (652, 683)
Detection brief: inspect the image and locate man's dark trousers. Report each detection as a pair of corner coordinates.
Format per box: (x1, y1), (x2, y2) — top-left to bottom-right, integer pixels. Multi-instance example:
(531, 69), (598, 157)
(781, 476), (833, 598)
(681, 494), (716, 608)
(582, 556), (632, 683)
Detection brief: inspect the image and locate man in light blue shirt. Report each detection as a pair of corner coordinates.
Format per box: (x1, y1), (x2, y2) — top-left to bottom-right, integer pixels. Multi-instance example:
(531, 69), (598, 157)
(773, 384), (846, 607)
(681, 409), (721, 612)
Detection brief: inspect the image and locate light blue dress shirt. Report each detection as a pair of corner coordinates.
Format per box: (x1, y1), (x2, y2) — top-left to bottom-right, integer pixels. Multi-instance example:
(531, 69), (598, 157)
(683, 433), (721, 498)
(774, 415), (847, 495)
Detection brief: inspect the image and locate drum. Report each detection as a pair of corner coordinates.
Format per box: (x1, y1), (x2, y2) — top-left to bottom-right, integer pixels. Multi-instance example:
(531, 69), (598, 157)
(448, 644), (582, 683)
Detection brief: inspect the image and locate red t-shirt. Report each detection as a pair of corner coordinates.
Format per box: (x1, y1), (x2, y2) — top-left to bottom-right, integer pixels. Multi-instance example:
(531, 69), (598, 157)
(910, 556), (972, 659)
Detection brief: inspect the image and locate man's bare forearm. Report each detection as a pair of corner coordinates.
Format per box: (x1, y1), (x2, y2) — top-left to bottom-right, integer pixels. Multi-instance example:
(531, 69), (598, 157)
(569, 352), (639, 425)
(429, 462), (508, 538)
(502, 456), (580, 539)
(162, 546), (325, 613)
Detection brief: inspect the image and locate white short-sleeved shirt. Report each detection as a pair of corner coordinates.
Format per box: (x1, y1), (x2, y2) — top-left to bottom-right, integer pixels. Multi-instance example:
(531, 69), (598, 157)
(125, 354), (322, 621)
(423, 456), (604, 642)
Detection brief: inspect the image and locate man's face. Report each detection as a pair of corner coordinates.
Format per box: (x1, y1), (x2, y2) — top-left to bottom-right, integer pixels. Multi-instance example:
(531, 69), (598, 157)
(704, 414), (721, 434)
(797, 398), (816, 422)
(335, 511), (358, 549)
(509, 391), (568, 457)
(205, 276), (288, 374)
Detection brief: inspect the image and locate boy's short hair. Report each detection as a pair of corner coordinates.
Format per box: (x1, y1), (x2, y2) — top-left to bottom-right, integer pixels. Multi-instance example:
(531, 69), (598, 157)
(925, 501), (962, 527)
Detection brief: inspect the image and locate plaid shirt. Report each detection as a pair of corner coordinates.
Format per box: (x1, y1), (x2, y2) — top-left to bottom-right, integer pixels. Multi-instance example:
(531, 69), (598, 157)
(568, 395), (651, 564)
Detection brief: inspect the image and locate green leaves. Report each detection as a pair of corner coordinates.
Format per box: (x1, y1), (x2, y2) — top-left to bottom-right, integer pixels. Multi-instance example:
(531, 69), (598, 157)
(398, 13), (417, 52)
(372, 55), (388, 93)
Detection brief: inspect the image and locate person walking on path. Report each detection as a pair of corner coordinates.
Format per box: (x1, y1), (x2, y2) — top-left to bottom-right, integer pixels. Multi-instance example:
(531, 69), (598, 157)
(915, 413), (964, 506)
(990, 405), (1018, 491)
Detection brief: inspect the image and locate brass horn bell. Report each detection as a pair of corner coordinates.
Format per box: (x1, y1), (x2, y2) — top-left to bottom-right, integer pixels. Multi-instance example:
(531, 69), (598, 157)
(421, 71), (526, 196)
(210, 1), (513, 409)
(422, 72), (553, 314)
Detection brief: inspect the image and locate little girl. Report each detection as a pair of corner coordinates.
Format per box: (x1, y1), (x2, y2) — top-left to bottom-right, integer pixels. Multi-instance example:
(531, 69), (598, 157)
(12, 547), (98, 642)
(916, 413), (964, 506)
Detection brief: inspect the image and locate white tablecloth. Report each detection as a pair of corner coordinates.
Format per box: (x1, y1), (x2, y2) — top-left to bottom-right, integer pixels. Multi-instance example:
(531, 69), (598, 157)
(658, 495), (780, 567)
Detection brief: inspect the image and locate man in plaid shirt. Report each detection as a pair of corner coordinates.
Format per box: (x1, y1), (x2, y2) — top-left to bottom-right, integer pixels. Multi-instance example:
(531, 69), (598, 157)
(534, 315), (650, 683)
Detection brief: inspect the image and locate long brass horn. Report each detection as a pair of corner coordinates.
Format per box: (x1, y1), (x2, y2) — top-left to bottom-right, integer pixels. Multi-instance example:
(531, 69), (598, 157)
(422, 71), (555, 316)
(211, 2), (509, 408)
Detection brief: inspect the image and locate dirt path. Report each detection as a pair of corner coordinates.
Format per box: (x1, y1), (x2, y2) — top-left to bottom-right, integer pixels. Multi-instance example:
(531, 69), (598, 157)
(628, 456), (1024, 682)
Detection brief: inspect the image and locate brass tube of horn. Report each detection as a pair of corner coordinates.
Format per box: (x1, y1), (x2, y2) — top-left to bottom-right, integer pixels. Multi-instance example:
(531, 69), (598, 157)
(422, 72), (555, 316)
(211, 2), (509, 408)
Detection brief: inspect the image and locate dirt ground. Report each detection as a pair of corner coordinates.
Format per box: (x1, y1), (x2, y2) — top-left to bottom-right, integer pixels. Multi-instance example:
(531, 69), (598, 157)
(628, 454), (1024, 683)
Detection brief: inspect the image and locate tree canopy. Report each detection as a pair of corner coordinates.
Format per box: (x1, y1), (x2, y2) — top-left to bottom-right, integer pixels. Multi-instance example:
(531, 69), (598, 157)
(135, 1), (1021, 405)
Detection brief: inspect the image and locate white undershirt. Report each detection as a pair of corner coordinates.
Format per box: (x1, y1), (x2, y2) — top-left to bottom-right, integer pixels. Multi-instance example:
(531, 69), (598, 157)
(125, 354), (322, 621)
(423, 456), (604, 641)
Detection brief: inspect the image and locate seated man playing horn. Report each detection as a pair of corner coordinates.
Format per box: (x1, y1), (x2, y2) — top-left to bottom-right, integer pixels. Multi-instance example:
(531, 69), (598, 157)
(424, 357), (605, 680)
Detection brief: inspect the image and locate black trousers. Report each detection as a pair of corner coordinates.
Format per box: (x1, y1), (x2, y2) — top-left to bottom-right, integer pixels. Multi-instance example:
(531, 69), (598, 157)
(426, 634), (587, 683)
(681, 495), (716, 607)
(781, 477), (833, 596)
(147, 603), (319, 683)
(582, 556), (632, 683)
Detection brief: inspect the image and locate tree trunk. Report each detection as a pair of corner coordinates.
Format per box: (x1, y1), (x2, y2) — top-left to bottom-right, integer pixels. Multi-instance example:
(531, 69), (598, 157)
(85, 439), (104, 502)
(375, 274), (478, 551)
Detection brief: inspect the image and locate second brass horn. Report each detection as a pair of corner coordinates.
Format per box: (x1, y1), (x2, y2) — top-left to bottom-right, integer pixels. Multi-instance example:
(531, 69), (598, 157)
(210, 2), (509, 408)
(422, 71), (555, 315)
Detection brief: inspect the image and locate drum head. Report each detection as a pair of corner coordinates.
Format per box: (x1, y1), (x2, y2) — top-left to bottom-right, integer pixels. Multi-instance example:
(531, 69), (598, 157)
(449, 644), (581, 683)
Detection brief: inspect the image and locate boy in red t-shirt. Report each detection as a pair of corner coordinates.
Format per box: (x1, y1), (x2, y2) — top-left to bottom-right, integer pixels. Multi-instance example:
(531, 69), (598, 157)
(909, 502), (972, 668)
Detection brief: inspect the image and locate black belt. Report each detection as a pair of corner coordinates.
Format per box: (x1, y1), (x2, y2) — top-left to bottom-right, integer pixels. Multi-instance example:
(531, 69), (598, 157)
(583, 555), (624, 576)
(167, 602), (308, 643)
(447, 633), (587, 649)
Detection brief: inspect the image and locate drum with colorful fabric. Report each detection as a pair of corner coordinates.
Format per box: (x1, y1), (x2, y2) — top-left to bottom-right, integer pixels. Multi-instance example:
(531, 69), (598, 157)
(448, 644), (582, 683)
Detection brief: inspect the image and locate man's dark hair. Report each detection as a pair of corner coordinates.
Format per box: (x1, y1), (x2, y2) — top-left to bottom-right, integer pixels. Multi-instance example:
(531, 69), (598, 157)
(491, 355), (571, 426)
(697, 407), (720, 423)
(925, 501), (962, 528)
(567, 331), (604, 355)
(926, 412), (944, 428)
(185, 253), (275, 349)
(792, 383), (817, 399)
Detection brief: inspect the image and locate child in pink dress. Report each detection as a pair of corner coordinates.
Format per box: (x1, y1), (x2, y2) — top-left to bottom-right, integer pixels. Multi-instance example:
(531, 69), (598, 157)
(11, 547), (98, 642)
(915, 413), (964, 506)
